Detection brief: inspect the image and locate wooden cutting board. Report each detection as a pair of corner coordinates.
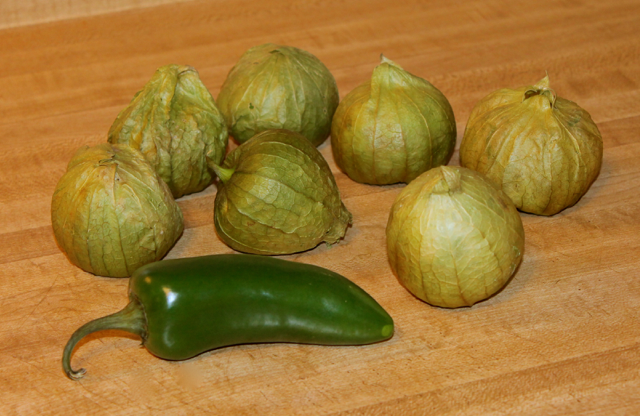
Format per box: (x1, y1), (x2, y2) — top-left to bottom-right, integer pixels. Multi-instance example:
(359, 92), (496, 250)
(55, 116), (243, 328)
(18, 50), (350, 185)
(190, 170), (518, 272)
(1, 0), (639, 414)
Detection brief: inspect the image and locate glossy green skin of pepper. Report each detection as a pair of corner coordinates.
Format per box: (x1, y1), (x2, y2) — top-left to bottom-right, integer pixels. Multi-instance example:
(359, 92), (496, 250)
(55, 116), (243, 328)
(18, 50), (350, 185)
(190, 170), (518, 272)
(135, 254), (393, 359)
(63, 254), (394, 379)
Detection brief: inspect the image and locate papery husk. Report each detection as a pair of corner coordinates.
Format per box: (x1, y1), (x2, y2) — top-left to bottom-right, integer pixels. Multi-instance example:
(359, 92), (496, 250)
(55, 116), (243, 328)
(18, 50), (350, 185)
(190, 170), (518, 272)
(217, 44), (339, 146)
(109, 65), (228, 198)
(51, 143), (184, 277)
(331, 55), (456, 185)
(386, 166), (524, 308)
(460, 75), (603, 215)
(212, 129), (351, 255)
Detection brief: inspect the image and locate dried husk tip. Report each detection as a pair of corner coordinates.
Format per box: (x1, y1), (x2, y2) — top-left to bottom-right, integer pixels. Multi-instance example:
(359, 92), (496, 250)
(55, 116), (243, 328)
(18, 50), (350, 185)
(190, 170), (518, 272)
(379, 54), (398, 67)
(432, 166), (462, 194)
(523, 73), (556, 108)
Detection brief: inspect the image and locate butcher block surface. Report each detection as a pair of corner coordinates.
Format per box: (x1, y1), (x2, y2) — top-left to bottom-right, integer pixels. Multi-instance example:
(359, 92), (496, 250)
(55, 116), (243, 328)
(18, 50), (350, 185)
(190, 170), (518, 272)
(1, 0), (639, 414)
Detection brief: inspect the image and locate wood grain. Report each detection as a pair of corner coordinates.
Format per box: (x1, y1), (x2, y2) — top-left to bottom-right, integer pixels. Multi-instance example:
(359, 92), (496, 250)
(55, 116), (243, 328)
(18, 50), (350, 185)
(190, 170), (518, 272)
(1, 0), (639, 414)
(0, 0), (195, 29)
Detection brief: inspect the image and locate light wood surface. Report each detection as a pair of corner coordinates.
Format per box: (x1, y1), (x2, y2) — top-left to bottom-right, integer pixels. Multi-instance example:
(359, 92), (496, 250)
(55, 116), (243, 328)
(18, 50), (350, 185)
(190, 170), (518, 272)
(2, 0), (639, 414)
(0, 0), (194, 29)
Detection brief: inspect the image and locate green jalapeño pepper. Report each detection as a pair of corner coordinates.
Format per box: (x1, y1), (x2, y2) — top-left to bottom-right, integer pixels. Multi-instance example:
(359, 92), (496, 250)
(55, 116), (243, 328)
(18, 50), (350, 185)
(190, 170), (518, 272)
(63, 254), (394, 379)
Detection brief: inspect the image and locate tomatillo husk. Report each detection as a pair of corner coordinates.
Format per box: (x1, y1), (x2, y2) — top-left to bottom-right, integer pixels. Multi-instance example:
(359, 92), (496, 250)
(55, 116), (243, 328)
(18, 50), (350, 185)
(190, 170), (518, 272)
(331, 55), (456, 185)
(211, 129), (352, 255)
(217, 44), (339, 147)
(460, 75), (603, 215)
(109, 64), (228, 198)
(386, 166), (524, 308)
(51, 143), (184, 277)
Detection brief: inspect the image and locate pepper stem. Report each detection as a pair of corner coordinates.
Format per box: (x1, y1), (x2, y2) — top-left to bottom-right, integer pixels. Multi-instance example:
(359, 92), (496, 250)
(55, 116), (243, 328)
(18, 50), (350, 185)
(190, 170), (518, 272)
(62, 298), (147, 380)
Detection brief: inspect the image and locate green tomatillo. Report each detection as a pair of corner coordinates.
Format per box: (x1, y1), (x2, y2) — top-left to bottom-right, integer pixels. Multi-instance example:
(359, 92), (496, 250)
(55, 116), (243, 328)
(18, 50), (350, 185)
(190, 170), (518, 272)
(109, 64), (228, 198)
(331, 55), (457, 185)
(51, 143), (184, 278)
(211, 129), (352, 255)
(460, 75), (603, 215)
(217, 44), (339, 146)
(386, 166), (524, 308)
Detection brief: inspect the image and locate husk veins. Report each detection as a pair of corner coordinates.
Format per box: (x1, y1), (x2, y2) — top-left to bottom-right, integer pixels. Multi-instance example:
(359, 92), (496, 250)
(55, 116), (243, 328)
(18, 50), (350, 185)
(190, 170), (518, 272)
(51, 143), (184, 277)
(386, 166), (525, 308)
(108, 65), (228, 198)
(460, 74), (603, 215)
(217, 44), (339, 147)
(213, 129), (352, 255)
(331, 55), (457, 185)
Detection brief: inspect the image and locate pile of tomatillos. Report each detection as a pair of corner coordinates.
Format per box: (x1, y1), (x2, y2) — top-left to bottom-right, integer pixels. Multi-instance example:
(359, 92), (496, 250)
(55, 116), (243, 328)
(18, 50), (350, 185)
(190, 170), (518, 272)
(55, 43), (603, 378)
